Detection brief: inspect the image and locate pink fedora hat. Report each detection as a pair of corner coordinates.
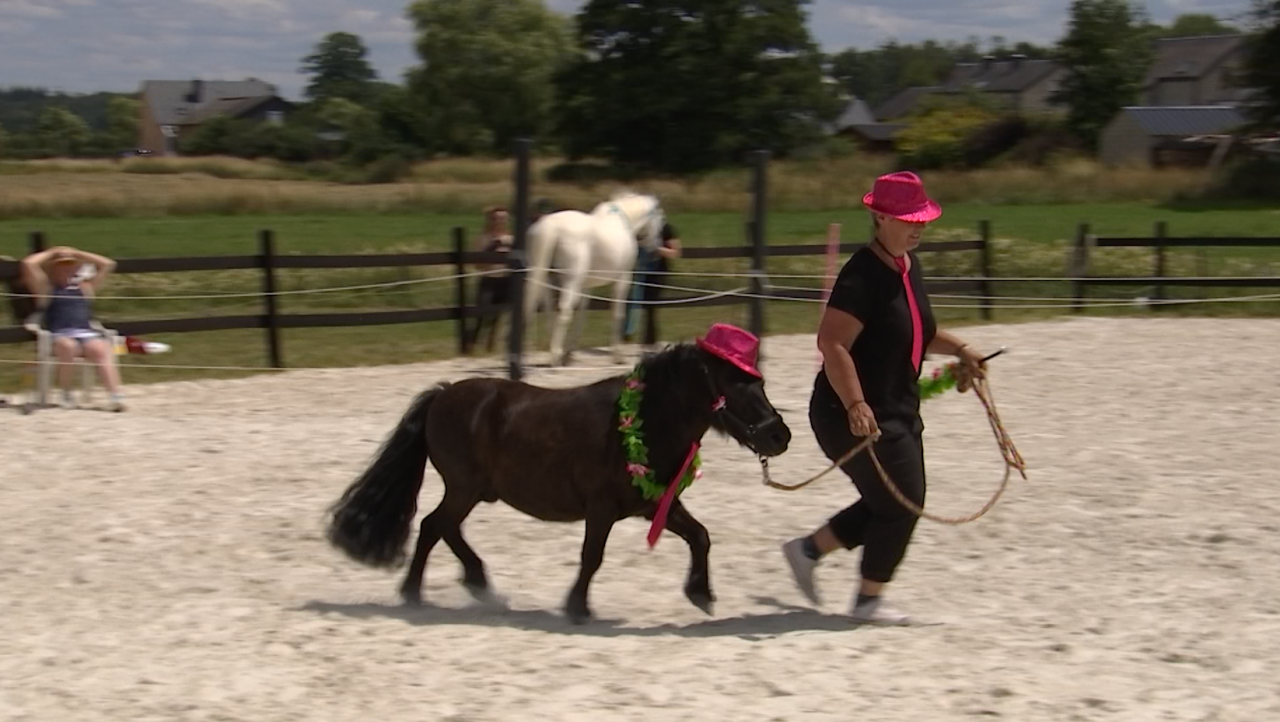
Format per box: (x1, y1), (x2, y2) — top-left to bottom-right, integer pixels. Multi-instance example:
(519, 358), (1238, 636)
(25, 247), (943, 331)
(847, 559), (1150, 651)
(696, 323), (762, 378)
(862, 171), (942, 223)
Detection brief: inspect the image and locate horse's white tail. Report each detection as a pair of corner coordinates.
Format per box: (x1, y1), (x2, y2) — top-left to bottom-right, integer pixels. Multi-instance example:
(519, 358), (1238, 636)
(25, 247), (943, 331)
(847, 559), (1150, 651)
(522, 216), (555, 334)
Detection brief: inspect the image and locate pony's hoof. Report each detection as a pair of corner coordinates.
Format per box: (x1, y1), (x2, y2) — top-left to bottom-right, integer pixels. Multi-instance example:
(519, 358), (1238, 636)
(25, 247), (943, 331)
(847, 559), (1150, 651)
(686, 588), (716, 616)
(466, 584), (508, 609)
(400, 588), (424, 607)
(565, 601), (592, 625)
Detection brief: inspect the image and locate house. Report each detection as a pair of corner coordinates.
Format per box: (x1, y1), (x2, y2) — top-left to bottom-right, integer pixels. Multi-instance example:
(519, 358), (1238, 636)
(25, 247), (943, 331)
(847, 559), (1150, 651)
(873, 56), (1066, 121)
(826, 96), (904, 152)
(1098, 105), (1246, 167)
(1141, 34), (1249, 107)
(137, 79), (292, 156)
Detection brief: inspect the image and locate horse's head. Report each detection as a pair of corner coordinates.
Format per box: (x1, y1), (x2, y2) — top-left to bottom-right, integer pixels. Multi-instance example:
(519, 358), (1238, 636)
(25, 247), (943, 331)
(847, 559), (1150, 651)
(691, 326), (791, 458)
(605, 190), (665, 250)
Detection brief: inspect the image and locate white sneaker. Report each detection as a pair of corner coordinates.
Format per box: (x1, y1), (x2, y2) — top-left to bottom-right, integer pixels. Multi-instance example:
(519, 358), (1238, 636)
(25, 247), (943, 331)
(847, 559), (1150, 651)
(850, 596), (912, 626)
(782, 538), (821, 605)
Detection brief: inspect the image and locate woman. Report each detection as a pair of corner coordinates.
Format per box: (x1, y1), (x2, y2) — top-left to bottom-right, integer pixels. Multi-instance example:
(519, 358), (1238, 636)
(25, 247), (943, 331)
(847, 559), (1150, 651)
(20, 245), (125, 411)
(624, 221), (682, 346)
(781, 171), (987, 625)
(467, 206), (514, 353)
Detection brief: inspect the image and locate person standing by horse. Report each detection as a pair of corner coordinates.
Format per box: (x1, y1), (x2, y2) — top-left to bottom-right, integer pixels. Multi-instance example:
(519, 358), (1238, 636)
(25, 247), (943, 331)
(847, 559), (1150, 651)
(781, 171), (988, 625)
(20, 245), (126, 411)
(624, 221), (682, 346)
(467, 206), (514, 353)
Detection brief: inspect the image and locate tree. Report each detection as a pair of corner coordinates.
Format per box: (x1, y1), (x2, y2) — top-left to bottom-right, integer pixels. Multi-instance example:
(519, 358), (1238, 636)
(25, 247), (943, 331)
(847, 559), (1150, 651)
(1150, 13), (1239, 38)
(105, 96), (139, 149)
(1052, 0), (1156, 149)
(406, 0), (572, 155)
(557, 0), (841, 172)
(1241, 1), (1280, 130)
(300, 32), (380, 105)
(36, 107), (90, 156)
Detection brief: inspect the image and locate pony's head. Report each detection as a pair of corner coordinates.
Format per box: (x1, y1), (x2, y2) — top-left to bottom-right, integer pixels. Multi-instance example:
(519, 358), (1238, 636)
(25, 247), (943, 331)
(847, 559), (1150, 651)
(640, 325), (791, 458)
(694, 326), (791, 459)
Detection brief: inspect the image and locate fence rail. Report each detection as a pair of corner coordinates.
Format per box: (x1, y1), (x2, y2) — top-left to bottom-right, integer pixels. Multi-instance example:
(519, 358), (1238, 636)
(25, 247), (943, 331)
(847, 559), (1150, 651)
(1071, 221), (1280, 310)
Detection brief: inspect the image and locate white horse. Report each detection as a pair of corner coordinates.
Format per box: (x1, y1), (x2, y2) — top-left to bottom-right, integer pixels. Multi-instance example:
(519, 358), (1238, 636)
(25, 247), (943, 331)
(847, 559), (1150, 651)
(522, 190), (666, 366)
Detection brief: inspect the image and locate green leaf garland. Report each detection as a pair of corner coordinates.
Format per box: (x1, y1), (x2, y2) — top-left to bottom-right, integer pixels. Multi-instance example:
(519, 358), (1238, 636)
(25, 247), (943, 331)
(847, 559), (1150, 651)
(618, 365), (701, 501)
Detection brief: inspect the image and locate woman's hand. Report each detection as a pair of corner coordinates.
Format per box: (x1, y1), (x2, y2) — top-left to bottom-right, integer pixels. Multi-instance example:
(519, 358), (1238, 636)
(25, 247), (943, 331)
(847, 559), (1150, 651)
(953, 345), (987, 393)
(847, 400), (879, 438)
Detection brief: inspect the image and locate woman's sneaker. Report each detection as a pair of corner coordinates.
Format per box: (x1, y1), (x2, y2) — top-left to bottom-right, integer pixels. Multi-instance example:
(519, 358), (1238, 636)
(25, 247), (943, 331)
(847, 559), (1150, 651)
(782, 538), (821, 605)
(851, 595), (912, 626)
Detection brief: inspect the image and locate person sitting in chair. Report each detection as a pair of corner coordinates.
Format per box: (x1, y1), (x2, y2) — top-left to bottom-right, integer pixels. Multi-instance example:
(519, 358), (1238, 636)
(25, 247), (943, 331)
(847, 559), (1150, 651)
(21, 245), (125, 411)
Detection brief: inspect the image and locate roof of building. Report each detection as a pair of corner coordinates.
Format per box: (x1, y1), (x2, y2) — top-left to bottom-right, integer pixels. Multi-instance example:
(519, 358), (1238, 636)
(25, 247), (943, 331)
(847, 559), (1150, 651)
(1119, 105), (1247, 136)
(873, 86), (940, 121)
(1144, 34), (1246, 84)
(941, 58), (1063, 93)
(141, 79), (279, 126)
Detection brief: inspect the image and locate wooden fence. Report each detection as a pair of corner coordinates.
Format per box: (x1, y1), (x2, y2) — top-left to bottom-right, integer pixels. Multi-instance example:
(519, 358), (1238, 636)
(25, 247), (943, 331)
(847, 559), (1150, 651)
(0, 223), (995, 372)
(1071, 221), (1280, 312)
(6, 218), (1279, 377)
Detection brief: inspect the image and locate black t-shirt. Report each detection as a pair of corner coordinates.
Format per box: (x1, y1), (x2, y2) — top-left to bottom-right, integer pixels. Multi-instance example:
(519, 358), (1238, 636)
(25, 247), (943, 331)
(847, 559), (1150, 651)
(811, 246), (937, 438)
(652, 222), (677, 273)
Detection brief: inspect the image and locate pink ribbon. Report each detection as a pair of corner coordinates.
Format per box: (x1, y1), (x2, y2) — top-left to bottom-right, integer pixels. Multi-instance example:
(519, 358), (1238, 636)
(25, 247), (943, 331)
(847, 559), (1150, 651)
(647, 442), (701, 548)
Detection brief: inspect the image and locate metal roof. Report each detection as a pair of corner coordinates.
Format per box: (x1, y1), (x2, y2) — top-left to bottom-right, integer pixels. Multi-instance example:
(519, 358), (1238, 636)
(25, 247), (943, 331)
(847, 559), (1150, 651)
(1122, 106), (1246, 136)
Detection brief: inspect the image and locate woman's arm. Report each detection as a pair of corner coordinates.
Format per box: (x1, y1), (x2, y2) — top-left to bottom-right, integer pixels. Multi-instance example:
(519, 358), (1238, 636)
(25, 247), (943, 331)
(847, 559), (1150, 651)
(658, 236), (681, 259)
(927, 328), (970, 357)
(77, 248), (116, 293)
(19, 248), (60, 299)
(816, 307), (867, 409)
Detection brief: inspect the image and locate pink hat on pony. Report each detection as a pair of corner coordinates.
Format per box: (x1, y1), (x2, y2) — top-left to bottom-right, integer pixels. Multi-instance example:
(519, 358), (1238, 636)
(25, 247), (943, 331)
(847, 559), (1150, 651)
(862, 171), (942, 223)
(697, 323), (762, 378)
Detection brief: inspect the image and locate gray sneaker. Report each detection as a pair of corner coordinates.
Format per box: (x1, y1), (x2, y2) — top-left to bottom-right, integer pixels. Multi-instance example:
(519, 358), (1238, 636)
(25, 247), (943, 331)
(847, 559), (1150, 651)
(850, 596), (912, 626)
(782, 538), (820, 605)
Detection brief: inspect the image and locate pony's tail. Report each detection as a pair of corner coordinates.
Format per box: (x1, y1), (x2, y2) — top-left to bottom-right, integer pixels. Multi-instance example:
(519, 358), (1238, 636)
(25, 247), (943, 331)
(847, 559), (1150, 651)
(522, 216), (555, 330)
(325, 384), (445, 569)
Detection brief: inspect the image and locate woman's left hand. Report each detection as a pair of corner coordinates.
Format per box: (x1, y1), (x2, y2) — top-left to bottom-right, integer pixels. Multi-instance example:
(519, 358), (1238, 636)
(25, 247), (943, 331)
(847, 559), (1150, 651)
(953, 345), (986, 392)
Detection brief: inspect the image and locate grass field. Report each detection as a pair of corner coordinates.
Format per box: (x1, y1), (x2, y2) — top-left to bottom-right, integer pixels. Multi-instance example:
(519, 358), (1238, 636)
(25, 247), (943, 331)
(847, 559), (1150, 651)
(1, 160), (1277, 395)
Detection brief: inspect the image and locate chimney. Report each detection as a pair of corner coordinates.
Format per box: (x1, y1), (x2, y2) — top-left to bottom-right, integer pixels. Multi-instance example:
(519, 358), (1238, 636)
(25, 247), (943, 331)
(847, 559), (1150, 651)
(185, 79), (204, 104)
(1010, 53), (1027, 70)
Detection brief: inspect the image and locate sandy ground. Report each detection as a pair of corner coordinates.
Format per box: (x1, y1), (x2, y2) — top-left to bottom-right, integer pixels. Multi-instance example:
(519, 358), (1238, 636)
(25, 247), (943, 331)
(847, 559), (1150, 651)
(2, 316), (1279, 722)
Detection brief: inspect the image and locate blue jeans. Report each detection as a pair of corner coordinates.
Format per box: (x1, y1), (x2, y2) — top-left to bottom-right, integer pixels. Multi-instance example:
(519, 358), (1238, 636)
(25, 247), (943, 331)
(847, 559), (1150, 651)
(624, 252), (658, 338)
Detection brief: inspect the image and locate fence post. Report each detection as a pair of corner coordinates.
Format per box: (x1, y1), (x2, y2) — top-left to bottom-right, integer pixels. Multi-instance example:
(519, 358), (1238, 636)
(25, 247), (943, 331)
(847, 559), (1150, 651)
(259, 229), (283, 368)
(1153, 220), (1168, 309)
(749, 150), (768, 367)
(29, 231), (46, 254)
(507, 138), (531, 382)
(453, 226), (469, 354)
(1072, 222), (1090, 314)
(978, 219), (993, 321)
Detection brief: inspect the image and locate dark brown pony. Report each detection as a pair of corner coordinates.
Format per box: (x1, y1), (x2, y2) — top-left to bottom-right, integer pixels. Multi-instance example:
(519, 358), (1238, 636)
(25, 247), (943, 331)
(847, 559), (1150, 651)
(325, 340), (792, 624)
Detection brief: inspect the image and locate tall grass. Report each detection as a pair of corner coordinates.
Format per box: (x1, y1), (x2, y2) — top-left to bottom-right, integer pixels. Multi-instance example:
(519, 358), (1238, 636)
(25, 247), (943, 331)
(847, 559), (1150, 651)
(0, 154), (1223, 220)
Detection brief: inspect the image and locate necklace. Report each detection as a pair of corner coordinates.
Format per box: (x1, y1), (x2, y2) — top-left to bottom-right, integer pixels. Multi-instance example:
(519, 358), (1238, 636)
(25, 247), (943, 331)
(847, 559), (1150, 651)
(617, 365), (701, 501)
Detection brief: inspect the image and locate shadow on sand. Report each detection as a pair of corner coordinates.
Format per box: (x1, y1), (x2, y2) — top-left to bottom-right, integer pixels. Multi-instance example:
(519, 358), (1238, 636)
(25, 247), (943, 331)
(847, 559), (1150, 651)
(296, 595), (883, 639)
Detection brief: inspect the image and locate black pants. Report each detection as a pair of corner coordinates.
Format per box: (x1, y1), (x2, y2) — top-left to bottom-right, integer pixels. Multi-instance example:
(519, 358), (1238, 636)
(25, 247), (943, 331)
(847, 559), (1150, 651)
(468, 275), (511, 351)
(809, 403), (926, 583)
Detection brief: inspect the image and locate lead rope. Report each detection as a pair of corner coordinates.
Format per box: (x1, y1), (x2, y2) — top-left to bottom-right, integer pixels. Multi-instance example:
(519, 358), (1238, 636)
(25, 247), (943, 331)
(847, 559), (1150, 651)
(760, 373), (1027, 526)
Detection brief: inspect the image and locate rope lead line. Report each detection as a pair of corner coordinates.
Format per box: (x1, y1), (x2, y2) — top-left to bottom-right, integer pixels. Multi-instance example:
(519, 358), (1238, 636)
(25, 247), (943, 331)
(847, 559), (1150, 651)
(761, 373), (1027, 525)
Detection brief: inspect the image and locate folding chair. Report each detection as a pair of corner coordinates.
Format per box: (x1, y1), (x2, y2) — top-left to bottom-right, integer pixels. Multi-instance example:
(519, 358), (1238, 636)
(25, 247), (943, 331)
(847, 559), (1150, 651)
(23, 309), (121, 409)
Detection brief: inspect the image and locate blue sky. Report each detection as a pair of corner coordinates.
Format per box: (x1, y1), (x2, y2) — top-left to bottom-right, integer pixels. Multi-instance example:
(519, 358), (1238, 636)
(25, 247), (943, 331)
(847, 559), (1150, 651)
(0, 0), (1251, 99)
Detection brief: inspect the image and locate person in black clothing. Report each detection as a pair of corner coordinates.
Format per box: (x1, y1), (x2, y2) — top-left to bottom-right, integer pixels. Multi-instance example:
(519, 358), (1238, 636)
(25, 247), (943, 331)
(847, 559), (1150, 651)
(624, 221), (682, 346)
(467, 206), (514, 353)
(781, 171), (988, 625)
